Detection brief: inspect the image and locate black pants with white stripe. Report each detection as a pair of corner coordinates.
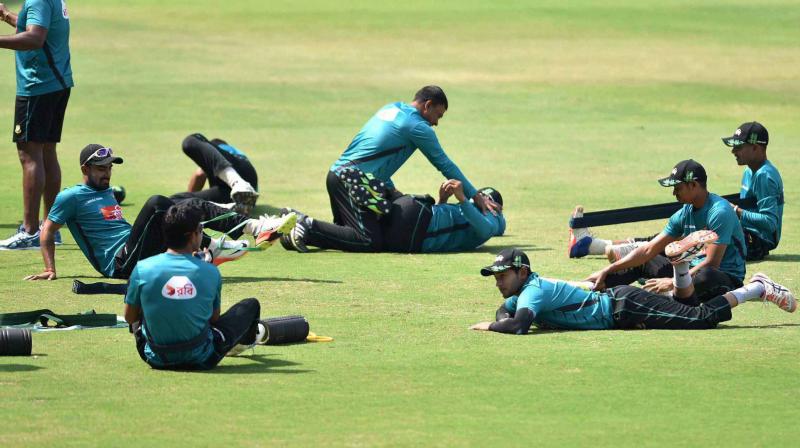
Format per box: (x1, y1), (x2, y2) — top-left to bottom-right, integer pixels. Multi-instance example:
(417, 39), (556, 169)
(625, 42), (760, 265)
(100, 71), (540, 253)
(610, 285), (732, 330)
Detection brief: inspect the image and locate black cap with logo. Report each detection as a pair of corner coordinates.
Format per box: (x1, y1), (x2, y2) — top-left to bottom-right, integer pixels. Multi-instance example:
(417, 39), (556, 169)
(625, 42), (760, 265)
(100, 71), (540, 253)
(79, 144), (124, 166)
(480, 248), (530, 276)
(657, 159), (707, 188)
(722, 121), (769, 147)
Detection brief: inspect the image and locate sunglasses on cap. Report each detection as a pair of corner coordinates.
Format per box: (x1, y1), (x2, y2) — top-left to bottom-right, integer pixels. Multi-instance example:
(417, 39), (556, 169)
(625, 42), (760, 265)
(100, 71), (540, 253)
(82, 147), (113, 166)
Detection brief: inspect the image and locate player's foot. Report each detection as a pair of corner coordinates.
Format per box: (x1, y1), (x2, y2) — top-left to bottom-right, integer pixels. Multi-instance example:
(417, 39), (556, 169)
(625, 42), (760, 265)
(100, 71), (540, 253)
(606, 242), (645, 263)
(253, 213), (297, 247)
(0, 229), (41, 250)
(207, 237), (250, 266)
(664, 230), (718, 265)
(230, 180), (259, 215)
(280, 220), (309, 253)
(338, 168), (391, 215)
(226, 343), (255, 357)
(568, 206), (593, 258)
(749, 273), (797, 313)
(227, 323), (267, 357)
(279, 207), (308, 223)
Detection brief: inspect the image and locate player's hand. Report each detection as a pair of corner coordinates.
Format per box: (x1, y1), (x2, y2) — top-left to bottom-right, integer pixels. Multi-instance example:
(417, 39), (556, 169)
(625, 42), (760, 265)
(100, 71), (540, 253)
(438, 181), (453, 204)
(586, 269), (607, 291)
(24, 270), (57, 281)
(643, 278), (672, 294)
(470, 321), (493, 331)
(472, 191), (502, 215)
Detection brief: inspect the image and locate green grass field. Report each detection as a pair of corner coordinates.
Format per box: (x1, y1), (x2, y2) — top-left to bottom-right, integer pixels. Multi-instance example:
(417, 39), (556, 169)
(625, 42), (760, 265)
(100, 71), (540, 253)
(1, 0), (799, 445)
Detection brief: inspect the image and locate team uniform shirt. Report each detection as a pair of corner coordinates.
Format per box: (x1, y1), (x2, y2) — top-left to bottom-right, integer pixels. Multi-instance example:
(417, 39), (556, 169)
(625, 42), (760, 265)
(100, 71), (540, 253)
(15, 0), (74, 96)
(503, 274), (615, 330)
(47, 184), (131, 277)
(216, 142), (247, 158)
(663, 193), (746, 280)
(422, 200), (505, 252)
(739, 160), (783, 248)
(124, 253), (221, 368)
(330, 102), (478, 198)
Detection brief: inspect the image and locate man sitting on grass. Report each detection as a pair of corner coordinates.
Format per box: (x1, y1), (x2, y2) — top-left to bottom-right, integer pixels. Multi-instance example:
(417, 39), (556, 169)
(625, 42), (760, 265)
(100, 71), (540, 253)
(24, 144), (294, 281)
(470, 245), (794, 335)
(124, 201), (270, 370)
(280, 180), (505, 253)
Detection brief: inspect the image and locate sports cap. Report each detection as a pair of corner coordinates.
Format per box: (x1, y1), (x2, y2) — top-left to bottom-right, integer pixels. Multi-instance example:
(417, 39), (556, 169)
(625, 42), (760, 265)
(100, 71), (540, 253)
(80, 144), (123, 166)
(722, 121), (769, 147)
(658, 159), (707, 188)
(480, 248), (530, 276)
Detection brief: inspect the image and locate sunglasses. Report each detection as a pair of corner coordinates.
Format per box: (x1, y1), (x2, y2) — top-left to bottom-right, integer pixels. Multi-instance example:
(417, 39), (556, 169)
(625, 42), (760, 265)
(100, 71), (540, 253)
(82, 147), (113, 166)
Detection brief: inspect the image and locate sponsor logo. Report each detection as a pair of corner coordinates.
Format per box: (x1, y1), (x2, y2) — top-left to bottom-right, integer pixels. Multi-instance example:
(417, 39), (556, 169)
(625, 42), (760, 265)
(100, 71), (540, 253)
(495, 255), (504, 262)
(671, 167), (678, 175)
(100, 205), (124, 221)
(735, 128), (742, 136)
(84, 197), (102, 205)
(376, 106), (400, 122)
(14, 124), (21, 135)
(161, 276), (197, 299)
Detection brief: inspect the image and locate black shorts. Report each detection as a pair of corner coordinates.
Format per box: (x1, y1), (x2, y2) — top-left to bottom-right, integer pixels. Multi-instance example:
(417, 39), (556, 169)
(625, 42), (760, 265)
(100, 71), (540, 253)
(13, 88), (71, 143)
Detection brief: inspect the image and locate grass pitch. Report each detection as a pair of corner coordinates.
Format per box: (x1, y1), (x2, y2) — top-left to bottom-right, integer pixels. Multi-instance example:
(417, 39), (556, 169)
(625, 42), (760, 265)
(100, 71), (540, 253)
(1, 1), (799, 445)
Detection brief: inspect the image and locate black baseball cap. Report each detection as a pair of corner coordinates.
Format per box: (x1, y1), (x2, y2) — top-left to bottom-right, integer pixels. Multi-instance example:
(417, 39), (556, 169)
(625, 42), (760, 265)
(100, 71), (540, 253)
(480, 248), (530, 276)
(722, 122), (769, 147)
(658, 159), (707, 187)
(478, 187), (503, 206)
(79, 144), (123, 166)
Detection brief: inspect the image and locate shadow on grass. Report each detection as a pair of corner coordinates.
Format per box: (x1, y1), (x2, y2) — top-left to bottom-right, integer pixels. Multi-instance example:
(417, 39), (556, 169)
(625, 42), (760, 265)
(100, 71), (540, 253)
(0, 363), (44, 372)
(204, 354), (312, 375)
(224, 276), (342, 285)
(251, 204), (283, 217)
(718, 323), (800, 330)
(0, 222), (20, 230)
(749, 253), (800, 263)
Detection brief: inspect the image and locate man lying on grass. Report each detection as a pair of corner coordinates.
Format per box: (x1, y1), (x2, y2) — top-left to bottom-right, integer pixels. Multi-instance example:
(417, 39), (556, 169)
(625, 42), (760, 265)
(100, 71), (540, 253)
(470, 243), (795, 334)
(124, 201), (272, 370)
(24, 144), (295, 281)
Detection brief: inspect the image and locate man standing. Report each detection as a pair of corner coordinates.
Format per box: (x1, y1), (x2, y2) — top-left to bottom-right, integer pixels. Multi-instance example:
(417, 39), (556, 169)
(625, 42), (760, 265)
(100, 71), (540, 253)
(721, 121), (784, 261)
(124, 202), (270, 370)
(470, 247), (794, 335)
(321, 85), (500, 252)
(0, 0), (73, 250)
(586, 160), (747, 304)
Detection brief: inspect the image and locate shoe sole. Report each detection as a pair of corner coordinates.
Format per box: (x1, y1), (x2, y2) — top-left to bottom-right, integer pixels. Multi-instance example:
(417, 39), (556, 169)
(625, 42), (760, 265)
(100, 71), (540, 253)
(232, 190), (259, 211)
(256, 213), (298, 247)
(0, 245), (41, 251)
(339, 169), (391, 214)
(665, 230), (718, 263)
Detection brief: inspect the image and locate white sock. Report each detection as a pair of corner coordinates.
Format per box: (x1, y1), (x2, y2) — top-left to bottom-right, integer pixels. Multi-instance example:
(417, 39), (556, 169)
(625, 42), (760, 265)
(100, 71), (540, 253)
(256, 322), (268, 344)
(731, 282), (766, 304)
(217, 167), (246, 189)
(588, 239), (611, 255)
(243, 218), (259, 236)
(672, 262), (692, 289)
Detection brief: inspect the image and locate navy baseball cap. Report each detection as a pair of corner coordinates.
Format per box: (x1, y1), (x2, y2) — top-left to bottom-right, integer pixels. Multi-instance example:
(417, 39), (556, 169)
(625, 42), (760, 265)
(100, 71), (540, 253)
(658, 159), (707, 187)
(722, 122), (769, 147)
(480, 248), (530, 276)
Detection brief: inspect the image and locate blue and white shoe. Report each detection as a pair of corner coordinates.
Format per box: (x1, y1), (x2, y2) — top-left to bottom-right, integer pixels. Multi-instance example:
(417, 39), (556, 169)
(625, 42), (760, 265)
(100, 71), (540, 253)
(54, 229), (63, 246)
(0, 229), (41, 250)
(568, 206), (594, 258)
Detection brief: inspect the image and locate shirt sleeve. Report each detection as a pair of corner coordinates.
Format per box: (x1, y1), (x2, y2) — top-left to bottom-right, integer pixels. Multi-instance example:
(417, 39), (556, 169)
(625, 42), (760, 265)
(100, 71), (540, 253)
(409, 122), (478, 198)
(515, 282), (545, 316)
(124, 267), (142, 306)
(47, 190), (76, 225)
(458, 201), (500, 240)
(24, 0), (52, 28)
(740, 174), (780, 237)
(663, 208), (684, 237)
(707, 203), (737, 245)
(503, 295), (517, 313)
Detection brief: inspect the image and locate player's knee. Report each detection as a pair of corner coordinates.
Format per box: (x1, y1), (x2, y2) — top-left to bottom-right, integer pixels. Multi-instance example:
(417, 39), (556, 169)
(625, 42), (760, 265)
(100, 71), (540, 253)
(182, 133), (207, 156)
(145, 194), (173, 210)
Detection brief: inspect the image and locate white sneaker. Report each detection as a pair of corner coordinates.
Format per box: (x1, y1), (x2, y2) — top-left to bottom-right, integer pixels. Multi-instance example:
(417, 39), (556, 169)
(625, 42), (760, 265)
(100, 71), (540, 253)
(226, 343), (255, 357)
(253, 213), (297, 247)
(0, 229), (40, 250)
(226, 323), (268, 357)
(750, 273), (797, 313)
(230, 180), (259, 215)
(207, 236), (250, 266)
(606, 242), (643, 263)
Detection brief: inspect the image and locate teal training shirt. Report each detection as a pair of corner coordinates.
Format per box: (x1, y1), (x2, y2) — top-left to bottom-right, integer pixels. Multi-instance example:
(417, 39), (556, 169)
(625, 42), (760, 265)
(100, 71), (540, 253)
(15, 0), (74, 96)
(330, 102), (478, 198)
(739, 160), (783, 248)
(124, 253), (221, 368)
(47, 184), (131, 277)
(663, 193), (746, 280)
(503, 274), (614, 330)
(421, 200), (505, 252)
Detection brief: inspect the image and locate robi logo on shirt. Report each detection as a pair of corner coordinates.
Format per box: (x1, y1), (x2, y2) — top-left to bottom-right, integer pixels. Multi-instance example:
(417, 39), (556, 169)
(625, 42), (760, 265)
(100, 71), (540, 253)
(100, 205), (124, 221)
(162, 276), (197, 300)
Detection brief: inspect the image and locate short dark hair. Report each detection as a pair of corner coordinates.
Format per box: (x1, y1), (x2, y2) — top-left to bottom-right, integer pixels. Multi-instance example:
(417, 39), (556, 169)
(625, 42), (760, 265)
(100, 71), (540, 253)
(414, 85), (448, 109)
(163, 202), (203, 249)
(479, 187), (503, 206)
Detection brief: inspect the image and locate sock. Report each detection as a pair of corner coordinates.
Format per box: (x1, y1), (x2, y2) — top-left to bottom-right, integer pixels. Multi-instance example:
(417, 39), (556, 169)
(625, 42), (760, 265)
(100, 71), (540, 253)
(672, 262), (692, 289)
(217, 167), (246, 189)
(588, 239), (611, 255)
(731, 282), (766, 304)
(256, 322), (268, 344)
